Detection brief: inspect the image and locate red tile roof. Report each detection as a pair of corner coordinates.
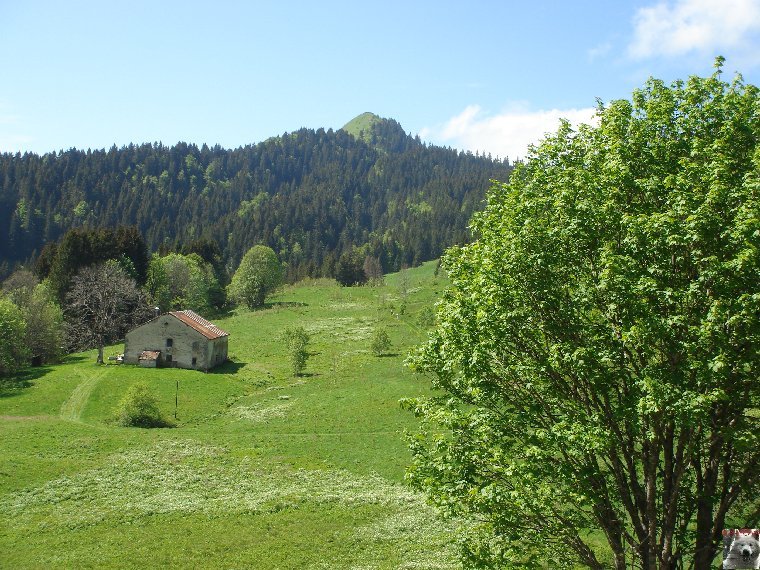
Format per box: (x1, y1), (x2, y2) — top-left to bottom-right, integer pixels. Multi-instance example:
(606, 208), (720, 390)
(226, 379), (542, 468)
(169, 310), (229, 340)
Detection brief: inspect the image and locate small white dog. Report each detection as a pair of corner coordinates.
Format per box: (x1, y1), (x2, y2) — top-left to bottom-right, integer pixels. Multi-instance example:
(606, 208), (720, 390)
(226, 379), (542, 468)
(723, 529), (760, 569)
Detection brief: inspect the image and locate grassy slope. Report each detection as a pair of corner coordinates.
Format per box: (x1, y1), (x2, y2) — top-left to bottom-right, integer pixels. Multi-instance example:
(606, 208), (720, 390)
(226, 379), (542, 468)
(0, 262), (458, 569)
(341, 112), (383, 142)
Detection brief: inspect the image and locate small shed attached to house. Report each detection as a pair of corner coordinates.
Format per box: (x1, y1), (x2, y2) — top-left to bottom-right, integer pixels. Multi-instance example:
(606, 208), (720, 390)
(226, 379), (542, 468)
(124, 310), (229, 371)
(138, 350), (162, 368)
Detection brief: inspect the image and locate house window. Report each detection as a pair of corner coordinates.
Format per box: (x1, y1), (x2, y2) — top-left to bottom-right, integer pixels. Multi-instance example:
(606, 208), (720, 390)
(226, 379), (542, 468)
(166, 338), (173, 347)
(192, 357), (197, 366)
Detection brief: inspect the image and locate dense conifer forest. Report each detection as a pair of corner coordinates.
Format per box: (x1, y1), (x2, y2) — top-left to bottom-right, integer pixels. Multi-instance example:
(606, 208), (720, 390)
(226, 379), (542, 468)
(0, 115), (511, 281)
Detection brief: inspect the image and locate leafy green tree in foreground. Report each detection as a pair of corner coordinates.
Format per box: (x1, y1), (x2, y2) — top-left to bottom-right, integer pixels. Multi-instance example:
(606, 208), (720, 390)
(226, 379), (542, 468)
(228, 245), (283, 309)
(405, 61), (759, 570)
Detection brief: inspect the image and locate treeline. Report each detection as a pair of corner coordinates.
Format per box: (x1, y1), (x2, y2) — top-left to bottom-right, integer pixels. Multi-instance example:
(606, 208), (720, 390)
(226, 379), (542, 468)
(0, 221), (396, 375)
(0, 118), (511, 280)
(2, 226), (242, 374)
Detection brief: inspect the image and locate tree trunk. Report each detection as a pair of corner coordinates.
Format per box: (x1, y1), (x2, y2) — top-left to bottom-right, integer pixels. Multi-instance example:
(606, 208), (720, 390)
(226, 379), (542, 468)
(97, 344), (104, 364)
(693, 500), (718, 570)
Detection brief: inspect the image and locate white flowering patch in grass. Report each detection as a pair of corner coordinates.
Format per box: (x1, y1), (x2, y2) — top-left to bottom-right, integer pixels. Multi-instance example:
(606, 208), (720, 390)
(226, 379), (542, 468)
(304, 317), (376, 342)
(5, 440), (444, 532)
(326, 302), (369, 311)
(396, 562), (458, 570)
(352, 506), (460, 569)
(231, 400), (294, 422)
(3, 440), (458, 565)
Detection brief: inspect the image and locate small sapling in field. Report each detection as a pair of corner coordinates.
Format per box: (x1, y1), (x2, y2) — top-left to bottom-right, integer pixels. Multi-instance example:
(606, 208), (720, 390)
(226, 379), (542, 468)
(370, 327), (391, 357)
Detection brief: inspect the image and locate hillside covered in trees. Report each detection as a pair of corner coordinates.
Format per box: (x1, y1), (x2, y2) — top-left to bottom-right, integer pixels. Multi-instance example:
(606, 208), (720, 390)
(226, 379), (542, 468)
(0, 114), (511, 280)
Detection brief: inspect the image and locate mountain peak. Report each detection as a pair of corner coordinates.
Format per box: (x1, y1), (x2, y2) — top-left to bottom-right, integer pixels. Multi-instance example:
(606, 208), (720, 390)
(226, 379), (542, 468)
(341, 112), (385, 139)
(341, 113), (412, 153)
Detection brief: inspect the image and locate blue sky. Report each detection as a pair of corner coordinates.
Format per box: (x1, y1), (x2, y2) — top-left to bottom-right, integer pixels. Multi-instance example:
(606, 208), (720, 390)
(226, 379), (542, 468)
(1, 0), (759, 160)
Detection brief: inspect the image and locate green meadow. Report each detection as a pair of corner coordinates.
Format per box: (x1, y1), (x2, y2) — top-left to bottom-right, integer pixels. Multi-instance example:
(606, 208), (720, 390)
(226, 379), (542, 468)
(0, 262), (458, 569)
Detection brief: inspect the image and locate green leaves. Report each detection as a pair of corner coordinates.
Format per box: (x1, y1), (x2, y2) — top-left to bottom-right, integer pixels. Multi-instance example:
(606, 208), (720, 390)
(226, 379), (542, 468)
(407, 62), (760, 569)
(282, 325), (309, 377)
(146, 252), (222, 313)
(228, 245), (283, 309)
(370, 326), (392, 356)
(114, 382), (171, 428)
(0, 298), (28, 377)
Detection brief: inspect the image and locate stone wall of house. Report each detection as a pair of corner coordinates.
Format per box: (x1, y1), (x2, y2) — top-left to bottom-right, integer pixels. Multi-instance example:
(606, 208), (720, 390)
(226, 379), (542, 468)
(124, 316), (212, 370)
(209, 336), (228, 368)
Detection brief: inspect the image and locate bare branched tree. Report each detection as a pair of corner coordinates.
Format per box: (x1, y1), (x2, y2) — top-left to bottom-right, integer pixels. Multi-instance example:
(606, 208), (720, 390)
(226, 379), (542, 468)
(65, 262), (152, 363)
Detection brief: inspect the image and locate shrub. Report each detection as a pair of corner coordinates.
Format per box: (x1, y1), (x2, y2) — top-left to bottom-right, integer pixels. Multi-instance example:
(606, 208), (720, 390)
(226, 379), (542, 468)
(115, 382), (171, 428)
(283, 326), (309, 376)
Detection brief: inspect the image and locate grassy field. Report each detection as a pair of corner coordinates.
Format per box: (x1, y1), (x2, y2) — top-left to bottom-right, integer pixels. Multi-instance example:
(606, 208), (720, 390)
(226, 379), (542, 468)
(0, 261), (459, 569)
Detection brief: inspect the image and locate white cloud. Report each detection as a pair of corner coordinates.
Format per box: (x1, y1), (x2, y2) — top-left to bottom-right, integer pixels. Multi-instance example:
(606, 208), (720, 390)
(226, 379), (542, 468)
(420, 105), (597, 162)
(588, 41), (612, 62)
(629, 0), (760, 59)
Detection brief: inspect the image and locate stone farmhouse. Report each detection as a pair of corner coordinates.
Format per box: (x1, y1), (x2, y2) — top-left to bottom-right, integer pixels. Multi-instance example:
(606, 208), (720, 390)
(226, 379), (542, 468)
(123, 310), (229, 371)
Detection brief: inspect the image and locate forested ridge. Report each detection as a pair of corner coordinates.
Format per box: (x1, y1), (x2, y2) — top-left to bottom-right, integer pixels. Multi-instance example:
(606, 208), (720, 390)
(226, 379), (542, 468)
(0, 115), (511, 280)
